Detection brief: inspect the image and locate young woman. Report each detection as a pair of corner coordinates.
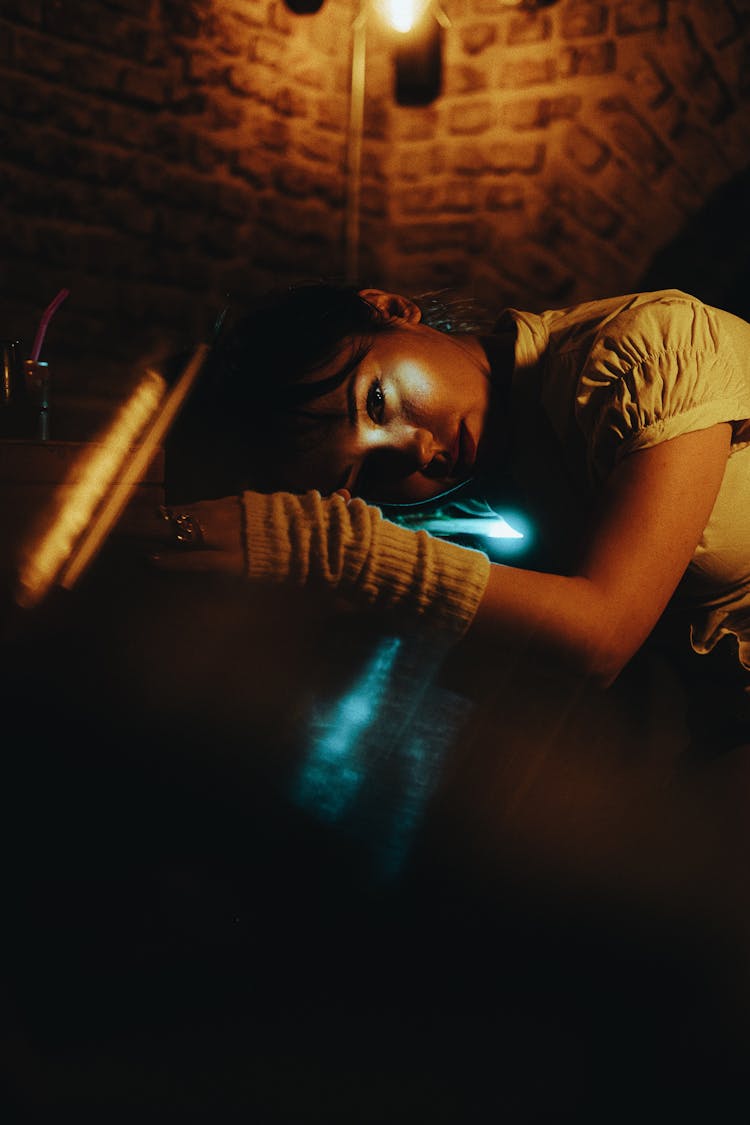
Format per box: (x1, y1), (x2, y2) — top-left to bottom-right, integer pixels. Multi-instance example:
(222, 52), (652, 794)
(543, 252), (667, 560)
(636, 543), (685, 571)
(156, 282), (750, 710)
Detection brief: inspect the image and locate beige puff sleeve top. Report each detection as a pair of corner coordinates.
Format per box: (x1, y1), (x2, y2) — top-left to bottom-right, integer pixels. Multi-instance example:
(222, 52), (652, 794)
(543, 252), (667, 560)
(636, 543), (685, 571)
(504, 289), (750, 668)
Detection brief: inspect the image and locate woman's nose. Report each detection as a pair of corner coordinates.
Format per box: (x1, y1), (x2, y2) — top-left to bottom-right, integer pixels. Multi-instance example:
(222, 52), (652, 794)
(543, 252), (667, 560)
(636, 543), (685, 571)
(408, 426), (441, 471)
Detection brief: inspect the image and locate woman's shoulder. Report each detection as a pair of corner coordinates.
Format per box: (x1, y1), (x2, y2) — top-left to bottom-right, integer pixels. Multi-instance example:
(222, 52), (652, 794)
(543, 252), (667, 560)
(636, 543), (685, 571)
(507, 289), (715, 372)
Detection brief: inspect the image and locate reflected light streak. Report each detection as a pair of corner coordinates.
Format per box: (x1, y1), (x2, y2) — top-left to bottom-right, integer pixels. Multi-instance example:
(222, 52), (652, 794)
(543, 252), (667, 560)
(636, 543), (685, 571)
(15, 369), (166, 608)
(15, 343), (208, 609)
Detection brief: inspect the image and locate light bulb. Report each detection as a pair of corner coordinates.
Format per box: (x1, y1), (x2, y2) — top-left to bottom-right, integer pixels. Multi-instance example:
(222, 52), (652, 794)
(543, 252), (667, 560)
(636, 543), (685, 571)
(379, 0), (430, 33)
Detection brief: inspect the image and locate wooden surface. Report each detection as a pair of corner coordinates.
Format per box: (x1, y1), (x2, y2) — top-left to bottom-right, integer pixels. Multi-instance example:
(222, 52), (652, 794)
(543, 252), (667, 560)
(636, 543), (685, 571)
(0, 436), (748, 1121)
(2, 548), (749, 1122)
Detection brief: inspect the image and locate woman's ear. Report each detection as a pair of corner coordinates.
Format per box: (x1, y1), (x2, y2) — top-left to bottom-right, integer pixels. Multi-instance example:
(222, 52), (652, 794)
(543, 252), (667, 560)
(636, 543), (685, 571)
(358, 289), (422, 324)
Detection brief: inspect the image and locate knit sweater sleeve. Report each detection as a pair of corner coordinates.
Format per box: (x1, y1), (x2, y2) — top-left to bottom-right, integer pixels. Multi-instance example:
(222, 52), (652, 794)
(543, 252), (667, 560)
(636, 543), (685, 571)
(241, 490), (491, 638)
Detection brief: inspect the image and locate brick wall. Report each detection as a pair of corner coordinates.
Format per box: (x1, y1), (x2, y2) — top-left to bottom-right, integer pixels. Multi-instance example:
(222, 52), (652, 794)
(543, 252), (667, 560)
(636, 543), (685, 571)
(1, 0), (749, 433)
(383, 0), (750, 315)
(1, 0), (360, 433)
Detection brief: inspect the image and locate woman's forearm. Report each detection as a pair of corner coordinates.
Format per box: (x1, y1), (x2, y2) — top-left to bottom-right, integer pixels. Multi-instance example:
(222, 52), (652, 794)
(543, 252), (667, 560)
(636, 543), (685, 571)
(470, 566), (625, 686)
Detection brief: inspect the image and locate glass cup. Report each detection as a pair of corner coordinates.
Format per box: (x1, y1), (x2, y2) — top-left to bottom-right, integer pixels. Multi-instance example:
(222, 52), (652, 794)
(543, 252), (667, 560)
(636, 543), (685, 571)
(24, 359), (50, 440)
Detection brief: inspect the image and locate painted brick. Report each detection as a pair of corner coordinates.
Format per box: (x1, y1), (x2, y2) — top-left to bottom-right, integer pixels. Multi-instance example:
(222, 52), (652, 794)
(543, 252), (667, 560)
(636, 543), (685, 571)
(394, 220), (476, 253)
(63, 47), (125, 95)
(298, 131), (345, 166)
(501, 93), (581, 129)
(549, 180), (623, 237)
(559, 39), (616, 77)
(740, 44), (750, 99)
(689, 0), (743, 49)
(460, 23), (497, 55)
(233, 147), (273, 188)
(501, 244), (576, 300)
(670, 120), (733, 190)
(563, 122), (611, 171)
(497, 55), (557, 88)
(392, 108), (439, 141)
(364, 98), (389, 141)
(396, 144), (445, 179)
(670, 17), (736, 124)
(507, 12), (553, 46)
(1, 0), (43, 23)
(169, 87), (208, 115)
(316, 95), (347, 133)
(448, 99), (494, 134)
(444, 64), (488, 95)
(499, 97), (546, 130)
(13, 29), (67, 77)
(0, 24), (11, 62)
(105, 0), (153, 15)
(251, 33), (286, 67)
(599, 97), (673, 178)
(226, 63), (268, 99)
(397, 181), (477, 214)
(360, 183), (388, 216)
(205, 97), (246, 131)
(485, 182), (525, 210)
(623, 53), (672, 107)
(257, 116), (290, 150)
(52, 94), (104, 137)
(120, 67), (169, 107)
(267, 1), (294, 36)
(450, 142), (487, 174)
(210, 11), (256, 56)
(273, 84), (308, 117)
(443, 181), (479, 211)
(290, 60), (329, 91)
(98, 190), (158, 235)
(191, 134), (227, 173)
(160, 1), (205, 39)
(273, 163), (317, 198)
(560, 3), (608, 39)
(488, 140), (545, 174)
(614, 0), (667, 36)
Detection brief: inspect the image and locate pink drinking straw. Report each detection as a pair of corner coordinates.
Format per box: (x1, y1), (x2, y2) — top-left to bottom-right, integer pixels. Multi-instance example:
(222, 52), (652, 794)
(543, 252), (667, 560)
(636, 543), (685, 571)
(30, 288), (70, 363)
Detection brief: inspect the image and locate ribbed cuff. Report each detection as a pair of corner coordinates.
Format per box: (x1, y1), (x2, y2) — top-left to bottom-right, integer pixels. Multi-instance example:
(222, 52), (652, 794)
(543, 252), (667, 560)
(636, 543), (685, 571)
(241, 490), (491, 638)
(361, 517), (491, 637)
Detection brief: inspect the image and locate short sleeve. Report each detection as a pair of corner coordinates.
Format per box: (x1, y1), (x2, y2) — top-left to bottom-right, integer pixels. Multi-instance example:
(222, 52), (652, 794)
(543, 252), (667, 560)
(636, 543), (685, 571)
(574, 293), (750, 482)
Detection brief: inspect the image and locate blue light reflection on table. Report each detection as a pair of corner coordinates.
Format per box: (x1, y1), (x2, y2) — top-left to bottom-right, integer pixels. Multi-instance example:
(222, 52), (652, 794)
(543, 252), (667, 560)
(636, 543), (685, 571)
(289, 505), (532, 878)
(291, 630), (475, 879)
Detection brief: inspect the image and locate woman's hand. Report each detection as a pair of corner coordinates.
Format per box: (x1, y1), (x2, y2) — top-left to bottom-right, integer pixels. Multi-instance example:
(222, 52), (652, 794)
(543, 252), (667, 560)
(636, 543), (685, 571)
(147, 487), (490, 639)
(152, 497), (246, 574)
(151, 489), (354, 575)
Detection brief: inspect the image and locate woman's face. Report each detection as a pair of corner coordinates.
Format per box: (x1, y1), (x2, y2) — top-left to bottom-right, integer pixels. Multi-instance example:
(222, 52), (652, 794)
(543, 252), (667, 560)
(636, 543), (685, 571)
(285, 316), (494, 505)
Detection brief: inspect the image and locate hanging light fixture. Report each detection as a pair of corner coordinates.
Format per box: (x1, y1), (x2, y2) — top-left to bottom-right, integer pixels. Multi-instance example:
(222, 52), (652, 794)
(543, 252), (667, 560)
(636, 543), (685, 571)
(392, 5), (444, 107)
(283, 0), (326, 13)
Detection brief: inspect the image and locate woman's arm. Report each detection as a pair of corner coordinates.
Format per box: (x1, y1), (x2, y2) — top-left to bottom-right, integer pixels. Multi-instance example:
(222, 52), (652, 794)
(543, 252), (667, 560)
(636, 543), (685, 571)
(469, 422), (732, 684)
(151, 422), (731, 685)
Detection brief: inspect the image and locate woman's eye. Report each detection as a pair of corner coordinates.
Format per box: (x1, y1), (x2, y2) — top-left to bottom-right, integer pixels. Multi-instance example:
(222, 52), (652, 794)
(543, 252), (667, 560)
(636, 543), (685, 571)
(366, 379), (386, 424)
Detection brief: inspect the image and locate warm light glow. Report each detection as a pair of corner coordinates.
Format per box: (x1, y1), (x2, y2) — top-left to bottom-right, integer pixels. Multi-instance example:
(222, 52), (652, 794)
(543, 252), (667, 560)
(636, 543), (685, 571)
(15, 369), (166, 609)
(378, 0), (430, 32)
(15, 342), (209, 608)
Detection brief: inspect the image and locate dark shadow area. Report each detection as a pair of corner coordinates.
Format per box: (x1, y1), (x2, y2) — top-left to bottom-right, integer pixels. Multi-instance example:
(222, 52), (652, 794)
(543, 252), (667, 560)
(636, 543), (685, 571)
(2, 539), (749, 1124)
(639, 167), (750, 321)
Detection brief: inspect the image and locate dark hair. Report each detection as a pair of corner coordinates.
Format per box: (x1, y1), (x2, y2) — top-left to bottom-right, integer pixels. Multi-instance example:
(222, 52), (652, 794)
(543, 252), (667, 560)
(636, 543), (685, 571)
(164, 281), (392, 501)
(163, 279), (493, 503)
